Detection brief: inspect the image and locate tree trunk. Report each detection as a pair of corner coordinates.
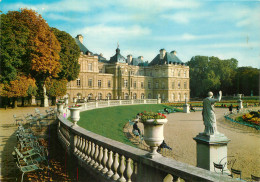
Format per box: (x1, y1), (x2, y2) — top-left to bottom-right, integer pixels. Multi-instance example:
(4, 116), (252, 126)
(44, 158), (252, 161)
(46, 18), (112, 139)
(21, 97), (25, 107)
(51, 96), (56, 106)
(28, 96), (32, 106)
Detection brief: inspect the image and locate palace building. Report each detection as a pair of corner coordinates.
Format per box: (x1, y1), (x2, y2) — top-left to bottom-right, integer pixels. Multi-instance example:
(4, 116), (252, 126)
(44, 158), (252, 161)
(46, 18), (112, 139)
(66, 34), (190, 102)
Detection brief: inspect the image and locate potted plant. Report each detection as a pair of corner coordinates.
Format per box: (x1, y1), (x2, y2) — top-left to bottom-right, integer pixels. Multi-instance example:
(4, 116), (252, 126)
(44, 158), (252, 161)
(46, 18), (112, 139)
(68, 104), (82, 126)
(140, 111), (167, 158)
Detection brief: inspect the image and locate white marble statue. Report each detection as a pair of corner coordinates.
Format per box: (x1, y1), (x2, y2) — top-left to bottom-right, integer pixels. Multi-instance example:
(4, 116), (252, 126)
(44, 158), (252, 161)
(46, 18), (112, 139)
(202, 91), (222, 135)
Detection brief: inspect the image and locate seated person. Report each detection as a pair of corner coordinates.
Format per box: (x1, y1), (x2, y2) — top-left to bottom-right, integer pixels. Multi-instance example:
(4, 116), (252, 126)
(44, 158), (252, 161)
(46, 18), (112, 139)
(190, 105), (195, 112)
(157, 140), (172, 152)
(133, 121), (141, 136)
(164, 108), (169, 114)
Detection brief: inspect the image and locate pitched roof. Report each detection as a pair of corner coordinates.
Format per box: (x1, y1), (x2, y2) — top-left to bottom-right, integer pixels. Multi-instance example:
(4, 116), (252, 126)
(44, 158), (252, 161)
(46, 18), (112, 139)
(93, 54), (108, 63)
(149, 51), (183, 66)
(74, 38), (92, 55)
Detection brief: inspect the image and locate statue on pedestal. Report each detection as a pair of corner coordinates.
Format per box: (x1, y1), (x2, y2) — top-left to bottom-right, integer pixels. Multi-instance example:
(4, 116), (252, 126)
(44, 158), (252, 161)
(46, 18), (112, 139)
(202, 91), (222, 135)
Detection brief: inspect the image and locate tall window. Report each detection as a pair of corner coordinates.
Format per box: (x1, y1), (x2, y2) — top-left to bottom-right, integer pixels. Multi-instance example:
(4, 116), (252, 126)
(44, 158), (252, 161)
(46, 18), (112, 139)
(162, 94), (165, 99)
(172, 82), (175, 89)
(107, 93), (112, 100)
(133, 93), (137, 99)
(178, 71), (181, 77)
(184, 71), (187, 77)
(88, 63), (92, 71)
(162, 82), (165, 89)
(141, 82), (144, 89)
(133, 81), (137, 89)
(98, 80), (102, 88)
(148, 82), (151, 89)
(178, 93), (181, 101)
(108, 80), (111, 88)
(98, 93), (102, 100)
(88, 93), (93, 99)
(76, 78), (81, 86)
(88, 79), (92, 87)
(141, 93), (145, 99)
(172, 69), (174, 77)
(124, 93), (129, 99)
(124, 79), (128, 88)
(178, 81), (181, 89)
(155, 82), (159, 89)
(148, 93), (152, 99)
(172, 94), (175, 101)
(184, 82), (187, 89)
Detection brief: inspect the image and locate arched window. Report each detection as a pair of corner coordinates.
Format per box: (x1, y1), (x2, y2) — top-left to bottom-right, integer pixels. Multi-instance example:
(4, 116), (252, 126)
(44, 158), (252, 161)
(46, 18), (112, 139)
(133, 93), (137, 99)
(88, 93), (93, 100)
(162, 94), (165, 99)
(172, 94), (175, 101)
(98, 93), (102, 100)
(77, 93), (82, 99)
(124, 93), (129, 100)
(184, 71), (187, 77)
(172, 82), (175, 89)
(184, 93), (188, 100)
(141, 93), (145, 99)
(107, 93), (112, 100)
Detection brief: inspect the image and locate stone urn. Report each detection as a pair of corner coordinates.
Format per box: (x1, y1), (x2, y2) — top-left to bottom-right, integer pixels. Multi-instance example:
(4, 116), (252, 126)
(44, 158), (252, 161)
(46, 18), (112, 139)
(142, 118), (168, 158)
(69, 107), (81, 126)
(56, 102), (64, 114)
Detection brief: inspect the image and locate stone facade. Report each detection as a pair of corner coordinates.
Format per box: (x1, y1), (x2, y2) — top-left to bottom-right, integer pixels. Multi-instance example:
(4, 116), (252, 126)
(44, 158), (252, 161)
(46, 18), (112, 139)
(66, 35), (190, 102)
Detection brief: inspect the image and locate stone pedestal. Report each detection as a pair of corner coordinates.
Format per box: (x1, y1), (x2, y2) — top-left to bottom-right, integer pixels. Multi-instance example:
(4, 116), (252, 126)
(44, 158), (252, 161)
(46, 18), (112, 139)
(193, 133), (230, 172)
(44, 96), (49, 107)
(238, 99), (243, 109)
(31, 96), (36, 105)
(183, 104), (190, 113)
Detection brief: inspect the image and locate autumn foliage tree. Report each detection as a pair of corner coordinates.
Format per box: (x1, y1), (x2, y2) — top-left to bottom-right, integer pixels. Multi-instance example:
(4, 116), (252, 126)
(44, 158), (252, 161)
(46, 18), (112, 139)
(0, 9), (61, 107)
(45, 78), (67, 105)
(0, 76), (37, 108)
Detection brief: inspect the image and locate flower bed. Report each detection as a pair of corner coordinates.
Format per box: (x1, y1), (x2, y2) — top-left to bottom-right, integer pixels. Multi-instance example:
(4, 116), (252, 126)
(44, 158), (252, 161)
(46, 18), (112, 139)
(241, 111), (260, 126)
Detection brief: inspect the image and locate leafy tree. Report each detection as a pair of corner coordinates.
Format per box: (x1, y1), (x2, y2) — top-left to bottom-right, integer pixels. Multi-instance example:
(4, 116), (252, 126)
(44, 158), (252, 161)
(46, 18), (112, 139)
(187, 56), (238, 97)
(0, 9), (61, 107)
(51, 28), (80, 81)
(234, 67), (259, 96)
(0, 76), (37, 108)
(45, 78), (67, 105)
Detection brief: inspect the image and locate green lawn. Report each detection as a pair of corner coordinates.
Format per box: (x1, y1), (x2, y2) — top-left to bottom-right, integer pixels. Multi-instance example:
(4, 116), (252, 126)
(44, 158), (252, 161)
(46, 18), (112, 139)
(76, 104), (172, 146)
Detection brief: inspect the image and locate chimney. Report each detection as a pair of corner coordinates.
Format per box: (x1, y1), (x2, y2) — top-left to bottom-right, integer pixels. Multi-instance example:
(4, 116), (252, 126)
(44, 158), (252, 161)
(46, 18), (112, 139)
(138, 56), (144, 61)
(171, 50), (177, 55)
(160, 49), (166, 59)
(76, 34), (83, 44)
(127, 55), (132, 64)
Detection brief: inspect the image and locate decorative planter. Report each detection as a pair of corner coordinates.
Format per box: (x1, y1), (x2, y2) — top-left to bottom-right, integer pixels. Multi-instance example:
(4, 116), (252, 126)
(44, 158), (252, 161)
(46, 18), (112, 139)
(69, 107), (81, 126)
(56, 103), (64, 114)
(142, 118), (168, 158)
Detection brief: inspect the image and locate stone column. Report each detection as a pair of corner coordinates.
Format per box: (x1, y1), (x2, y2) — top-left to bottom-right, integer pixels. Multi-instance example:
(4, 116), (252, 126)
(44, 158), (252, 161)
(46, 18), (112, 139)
(183, 98), (190, 113)
(193, 133), (230, 173)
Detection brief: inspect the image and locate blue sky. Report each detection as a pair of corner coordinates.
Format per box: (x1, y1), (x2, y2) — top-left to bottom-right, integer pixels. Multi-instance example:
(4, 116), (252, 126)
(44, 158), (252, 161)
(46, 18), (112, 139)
(1, 0), (260, 68)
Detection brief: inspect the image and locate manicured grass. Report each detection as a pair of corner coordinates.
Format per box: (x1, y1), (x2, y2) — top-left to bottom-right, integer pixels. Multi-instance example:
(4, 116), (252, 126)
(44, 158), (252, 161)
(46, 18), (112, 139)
(77, 104), (170, 146)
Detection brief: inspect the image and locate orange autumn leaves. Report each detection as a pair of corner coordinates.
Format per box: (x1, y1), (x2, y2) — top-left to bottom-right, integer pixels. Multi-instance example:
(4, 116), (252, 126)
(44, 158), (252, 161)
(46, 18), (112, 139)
(0, 76), (37, 98)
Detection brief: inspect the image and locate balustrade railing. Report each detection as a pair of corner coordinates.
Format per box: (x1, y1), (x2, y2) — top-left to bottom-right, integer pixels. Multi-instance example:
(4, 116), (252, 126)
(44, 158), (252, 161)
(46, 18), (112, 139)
(57, 99), (237, 182)
(57, 116), (237, 182)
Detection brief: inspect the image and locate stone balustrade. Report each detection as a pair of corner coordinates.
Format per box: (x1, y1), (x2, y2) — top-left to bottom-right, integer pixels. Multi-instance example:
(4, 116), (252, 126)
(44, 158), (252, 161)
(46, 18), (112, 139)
(57, 99), (237, 182)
